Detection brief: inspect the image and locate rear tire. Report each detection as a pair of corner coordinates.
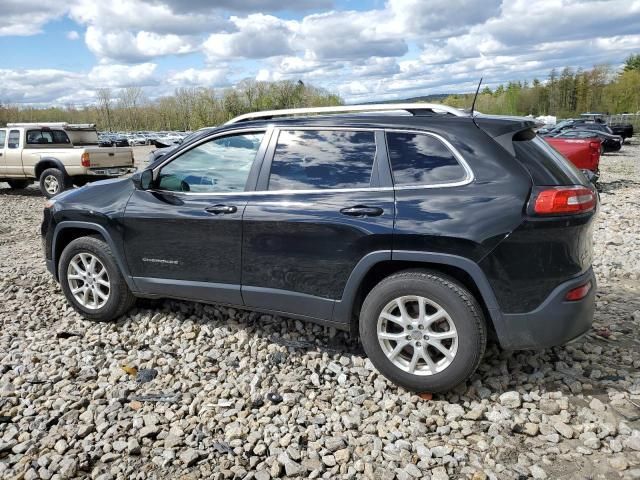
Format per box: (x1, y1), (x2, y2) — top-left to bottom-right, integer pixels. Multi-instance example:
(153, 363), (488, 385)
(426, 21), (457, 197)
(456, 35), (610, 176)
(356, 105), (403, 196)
(59, 236), (136, 321)
(39, 168), (71, 198)
(7, 179), (31, 189)
(359, 270), (486, 392)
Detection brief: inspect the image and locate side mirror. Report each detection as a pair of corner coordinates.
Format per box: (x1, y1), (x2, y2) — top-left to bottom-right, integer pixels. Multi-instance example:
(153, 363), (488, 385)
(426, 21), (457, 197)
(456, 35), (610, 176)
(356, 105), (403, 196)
(140, 169), (154, 190)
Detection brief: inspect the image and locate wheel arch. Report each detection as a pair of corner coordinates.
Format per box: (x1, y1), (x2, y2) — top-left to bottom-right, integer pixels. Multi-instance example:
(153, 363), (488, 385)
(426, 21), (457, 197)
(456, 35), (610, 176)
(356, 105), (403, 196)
(52, 221), (134, 290)
(35, 157), (68, 179)
(334, 250), (505, 341)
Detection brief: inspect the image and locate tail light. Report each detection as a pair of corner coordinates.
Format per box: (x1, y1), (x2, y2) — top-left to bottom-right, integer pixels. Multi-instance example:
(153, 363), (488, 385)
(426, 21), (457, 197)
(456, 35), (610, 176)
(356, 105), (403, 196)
(532, 186), (596, 215)
(565, 281), (592, 301)
(81, 152), (90, 167)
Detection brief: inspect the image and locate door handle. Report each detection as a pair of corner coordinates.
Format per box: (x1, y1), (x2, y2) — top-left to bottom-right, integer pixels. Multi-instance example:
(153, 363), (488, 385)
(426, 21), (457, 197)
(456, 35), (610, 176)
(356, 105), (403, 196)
(205, 204), (237, 215)
(340, 205), (384, 217)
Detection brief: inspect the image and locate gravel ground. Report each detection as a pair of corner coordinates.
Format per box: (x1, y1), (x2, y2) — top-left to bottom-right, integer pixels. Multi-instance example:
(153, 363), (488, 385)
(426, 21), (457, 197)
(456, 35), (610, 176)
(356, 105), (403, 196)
(1, 142), (639, 480)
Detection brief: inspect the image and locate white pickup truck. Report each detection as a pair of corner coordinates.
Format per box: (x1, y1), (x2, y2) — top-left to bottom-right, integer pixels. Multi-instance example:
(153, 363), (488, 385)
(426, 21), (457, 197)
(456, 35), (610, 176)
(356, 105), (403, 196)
(0, 123), (135, 197)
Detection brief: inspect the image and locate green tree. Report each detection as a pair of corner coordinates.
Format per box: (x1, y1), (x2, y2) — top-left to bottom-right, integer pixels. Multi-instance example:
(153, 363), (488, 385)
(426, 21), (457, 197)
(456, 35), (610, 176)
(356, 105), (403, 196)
(623, 54), (640, 72)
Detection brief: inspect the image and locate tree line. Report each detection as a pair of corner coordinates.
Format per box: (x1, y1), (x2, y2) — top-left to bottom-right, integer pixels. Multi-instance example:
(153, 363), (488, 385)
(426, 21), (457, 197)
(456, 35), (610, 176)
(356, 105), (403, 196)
(2, 55), (639, 130)
(0, 80), (342, 131)
(444, 55), (640, 118)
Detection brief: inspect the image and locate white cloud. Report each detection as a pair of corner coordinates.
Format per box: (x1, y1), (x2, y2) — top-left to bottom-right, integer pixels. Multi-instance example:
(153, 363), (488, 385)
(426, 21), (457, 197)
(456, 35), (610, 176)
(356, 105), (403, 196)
(168, 68), (230, 87)
(88, 63), (159, 88)
(66, 30), (80, 41)
(85, 27), (198, 62)
(203, 14), (294, 60)
(0, 1), (66, 36)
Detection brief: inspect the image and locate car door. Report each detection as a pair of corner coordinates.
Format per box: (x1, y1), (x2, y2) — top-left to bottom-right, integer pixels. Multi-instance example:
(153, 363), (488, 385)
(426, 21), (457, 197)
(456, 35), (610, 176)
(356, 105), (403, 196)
(5, 129), (22, 175)
(123, 129), (270, 305)
(0, 129), (6, 175)
(241, 127), (395, 324)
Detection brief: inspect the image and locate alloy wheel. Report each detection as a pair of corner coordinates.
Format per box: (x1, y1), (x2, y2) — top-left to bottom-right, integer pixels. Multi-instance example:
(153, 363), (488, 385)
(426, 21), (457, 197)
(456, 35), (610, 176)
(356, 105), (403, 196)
(43, 175), (60, 195)
(67, 252), (110, 310)
(376, 295), (458, 375)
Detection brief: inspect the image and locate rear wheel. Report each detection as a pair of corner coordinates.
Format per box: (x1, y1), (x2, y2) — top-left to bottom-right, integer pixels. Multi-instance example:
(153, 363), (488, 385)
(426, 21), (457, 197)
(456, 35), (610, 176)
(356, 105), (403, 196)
(7, 179), (31, 189)
(359, 270), (486, 392)
(59, 236), (136, 321)
(39, 168), (71, 198)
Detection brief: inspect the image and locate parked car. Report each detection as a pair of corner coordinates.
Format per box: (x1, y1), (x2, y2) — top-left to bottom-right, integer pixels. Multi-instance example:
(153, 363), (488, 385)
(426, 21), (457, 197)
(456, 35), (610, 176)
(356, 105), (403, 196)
(543, 136), (601, 180)
(1, 123), (135, 197)
(41, 104), (598, 392)
(609, 123), (634, 141)
(550, 129), (622, 153)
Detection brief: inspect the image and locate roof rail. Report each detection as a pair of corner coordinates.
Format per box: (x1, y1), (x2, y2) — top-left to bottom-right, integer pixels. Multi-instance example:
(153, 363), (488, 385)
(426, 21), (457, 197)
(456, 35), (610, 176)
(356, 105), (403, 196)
(225, 103), (466, 124)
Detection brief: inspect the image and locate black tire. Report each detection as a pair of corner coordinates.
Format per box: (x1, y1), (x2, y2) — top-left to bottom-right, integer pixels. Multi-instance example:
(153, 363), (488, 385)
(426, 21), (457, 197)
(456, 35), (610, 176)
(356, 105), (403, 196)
(7, 179), (31, 189)
(359, 270), (486, 393)
(39, 168), (71, 198)
(59, 236), (136, 321)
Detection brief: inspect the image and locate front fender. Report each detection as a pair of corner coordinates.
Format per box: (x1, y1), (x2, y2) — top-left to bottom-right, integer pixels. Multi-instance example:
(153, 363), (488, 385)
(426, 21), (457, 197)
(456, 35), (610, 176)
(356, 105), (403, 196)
(51, 221), (135, 291)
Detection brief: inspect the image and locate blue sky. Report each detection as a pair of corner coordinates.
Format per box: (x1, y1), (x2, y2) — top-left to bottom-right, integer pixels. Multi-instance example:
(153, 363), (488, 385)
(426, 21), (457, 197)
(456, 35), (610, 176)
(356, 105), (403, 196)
(1, 0), (639, 106)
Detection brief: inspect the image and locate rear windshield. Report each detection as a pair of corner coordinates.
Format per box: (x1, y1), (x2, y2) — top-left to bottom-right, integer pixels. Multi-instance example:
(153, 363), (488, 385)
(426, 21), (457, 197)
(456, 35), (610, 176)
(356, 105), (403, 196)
(26, 129), (71, 145)
(513, 135), (587, 186)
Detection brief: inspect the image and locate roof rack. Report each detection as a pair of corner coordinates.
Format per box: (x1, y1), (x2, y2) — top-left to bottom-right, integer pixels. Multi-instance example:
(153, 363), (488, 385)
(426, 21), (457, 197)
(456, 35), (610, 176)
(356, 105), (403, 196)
(225, 103), (466, 124)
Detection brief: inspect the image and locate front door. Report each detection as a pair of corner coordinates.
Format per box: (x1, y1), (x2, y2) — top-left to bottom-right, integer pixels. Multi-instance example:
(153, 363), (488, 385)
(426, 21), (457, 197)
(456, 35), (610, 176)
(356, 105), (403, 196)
(241, 128), (395, 323)
(123, 130), (268, 305)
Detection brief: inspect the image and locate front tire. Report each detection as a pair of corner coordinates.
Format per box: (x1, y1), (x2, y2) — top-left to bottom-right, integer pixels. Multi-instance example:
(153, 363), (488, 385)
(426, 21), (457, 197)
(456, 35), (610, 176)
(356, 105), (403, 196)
(359, 270), (486, 392)
(59, 236), (136, 321)
(39, 168), (71, 198)
(7, 179), (32, 189)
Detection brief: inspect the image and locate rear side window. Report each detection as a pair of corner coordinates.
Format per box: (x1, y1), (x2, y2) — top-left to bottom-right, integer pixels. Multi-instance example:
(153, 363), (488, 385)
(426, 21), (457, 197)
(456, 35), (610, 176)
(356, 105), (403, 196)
(514, 136), (586, 186)
(8, 130), (20, 149)
(26, 129), (71, 145)
(386, 132), (467, 186)
(268, 130), (376, 190)
(0, 130), (6, 148)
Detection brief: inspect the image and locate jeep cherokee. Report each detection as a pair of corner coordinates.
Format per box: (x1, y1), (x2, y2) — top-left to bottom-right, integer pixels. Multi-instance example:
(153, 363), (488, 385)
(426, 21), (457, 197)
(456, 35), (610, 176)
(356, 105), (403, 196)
(41, 104), (598, 392)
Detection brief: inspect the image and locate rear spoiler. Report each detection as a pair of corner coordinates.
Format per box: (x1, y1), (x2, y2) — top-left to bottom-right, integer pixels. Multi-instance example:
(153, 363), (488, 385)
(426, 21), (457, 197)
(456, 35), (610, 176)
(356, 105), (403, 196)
(473, 114), (538, 156)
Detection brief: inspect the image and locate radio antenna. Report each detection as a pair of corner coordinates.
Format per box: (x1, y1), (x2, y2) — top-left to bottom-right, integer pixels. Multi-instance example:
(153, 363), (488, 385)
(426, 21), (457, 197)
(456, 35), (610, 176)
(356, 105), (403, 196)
(471, 77), (483, 116)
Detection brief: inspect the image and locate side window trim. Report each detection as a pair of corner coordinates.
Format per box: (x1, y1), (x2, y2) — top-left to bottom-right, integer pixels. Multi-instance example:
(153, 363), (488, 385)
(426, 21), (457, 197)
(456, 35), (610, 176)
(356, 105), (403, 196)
(383, 128), (475, 189)
(254, 126), (383, 194)
(150, 127), (271, 195)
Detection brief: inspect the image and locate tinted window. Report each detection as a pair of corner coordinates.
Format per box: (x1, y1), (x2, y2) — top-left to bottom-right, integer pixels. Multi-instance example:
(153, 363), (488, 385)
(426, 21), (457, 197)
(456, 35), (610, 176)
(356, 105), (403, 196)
(26, 129), (70, 145)
(8, 130), (20, 149)
(268, 130), (376, 190)
(515, 136), (586, 186)
(158, 133), (263, 193)
(387, 132), (467, 185)
(0, 130), (6, 148)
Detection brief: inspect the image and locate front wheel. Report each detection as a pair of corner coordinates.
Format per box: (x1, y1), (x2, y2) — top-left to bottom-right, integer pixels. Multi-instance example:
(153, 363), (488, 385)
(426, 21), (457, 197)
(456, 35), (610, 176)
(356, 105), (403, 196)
(359, 270), (486, 392)
(39, 168), (71, 198)
(59, 236), (136, 321)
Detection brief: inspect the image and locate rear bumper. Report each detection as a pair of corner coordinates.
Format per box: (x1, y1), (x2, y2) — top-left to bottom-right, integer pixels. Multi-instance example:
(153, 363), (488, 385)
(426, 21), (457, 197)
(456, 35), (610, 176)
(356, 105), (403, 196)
(87, 167), (137, 177)
(496, 267), (596, 350)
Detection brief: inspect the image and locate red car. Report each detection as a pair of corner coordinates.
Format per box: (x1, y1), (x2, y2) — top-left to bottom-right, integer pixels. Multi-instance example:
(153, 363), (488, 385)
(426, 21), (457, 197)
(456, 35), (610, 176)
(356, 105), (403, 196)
(544, 136), (601, 179)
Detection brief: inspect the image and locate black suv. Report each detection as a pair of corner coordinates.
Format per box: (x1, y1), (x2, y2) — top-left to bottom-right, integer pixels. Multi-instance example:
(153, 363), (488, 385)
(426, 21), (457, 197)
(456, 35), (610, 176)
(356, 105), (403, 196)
(42, 104), (598, 392)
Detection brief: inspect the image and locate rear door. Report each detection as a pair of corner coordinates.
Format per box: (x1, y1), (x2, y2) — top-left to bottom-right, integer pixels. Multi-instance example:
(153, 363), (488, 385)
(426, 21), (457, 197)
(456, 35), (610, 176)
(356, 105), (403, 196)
(0, 129), (6, 175)
(123, 129), (269, 305)
(241, 127), (394, 324)
(5, 129), (22, 175)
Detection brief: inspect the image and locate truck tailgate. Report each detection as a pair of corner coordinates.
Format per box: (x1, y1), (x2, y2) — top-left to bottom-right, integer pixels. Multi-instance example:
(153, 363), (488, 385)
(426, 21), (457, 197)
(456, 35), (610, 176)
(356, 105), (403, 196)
(85, 146), (134, 168)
